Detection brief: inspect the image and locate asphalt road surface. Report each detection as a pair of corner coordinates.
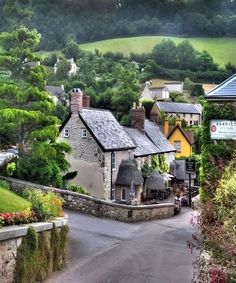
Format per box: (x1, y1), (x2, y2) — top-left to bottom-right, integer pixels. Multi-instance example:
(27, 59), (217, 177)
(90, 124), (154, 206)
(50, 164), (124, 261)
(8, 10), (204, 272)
(46, 208), (197, 283)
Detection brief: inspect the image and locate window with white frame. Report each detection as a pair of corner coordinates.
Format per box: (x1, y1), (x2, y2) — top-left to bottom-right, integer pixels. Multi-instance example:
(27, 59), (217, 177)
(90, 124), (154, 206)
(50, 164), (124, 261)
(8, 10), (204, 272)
(81, 128), (87, 138)
(63, 128), (69, 138)
(111, 152), (116, 170)
(194, 121), (199, 126)
(121, 188), (126, 201)
(174, 140), (181, 153)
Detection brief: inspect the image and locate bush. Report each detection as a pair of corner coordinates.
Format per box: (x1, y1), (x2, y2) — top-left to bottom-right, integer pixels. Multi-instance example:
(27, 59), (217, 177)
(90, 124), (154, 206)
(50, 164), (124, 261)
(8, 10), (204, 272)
(66, 184), (90, 195)
(0, 210), (37, 227)
(22, 189), (64, 221)
(6, 162), (16, 177)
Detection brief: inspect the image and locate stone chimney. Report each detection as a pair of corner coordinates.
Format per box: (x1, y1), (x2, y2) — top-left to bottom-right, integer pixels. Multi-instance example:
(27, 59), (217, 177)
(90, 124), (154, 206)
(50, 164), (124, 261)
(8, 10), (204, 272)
(70, 88), (83, 114)
(131, 102), (145, 133)
(83, 95), (90, 108)
(163, 118), (169, 137)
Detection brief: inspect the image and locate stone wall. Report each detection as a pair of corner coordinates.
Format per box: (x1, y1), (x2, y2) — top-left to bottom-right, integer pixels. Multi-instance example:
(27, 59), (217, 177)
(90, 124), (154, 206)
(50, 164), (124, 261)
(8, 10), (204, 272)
(0, 216), (68, 283)
(2, 177), (174, 223)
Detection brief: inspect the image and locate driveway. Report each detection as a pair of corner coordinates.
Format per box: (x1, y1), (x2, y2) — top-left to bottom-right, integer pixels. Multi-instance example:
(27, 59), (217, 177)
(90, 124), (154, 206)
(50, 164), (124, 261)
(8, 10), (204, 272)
(47, 208), (197, 283)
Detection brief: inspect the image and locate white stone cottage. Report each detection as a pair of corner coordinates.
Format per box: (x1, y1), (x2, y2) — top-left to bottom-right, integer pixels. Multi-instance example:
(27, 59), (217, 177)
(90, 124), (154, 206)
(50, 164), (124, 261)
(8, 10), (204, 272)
(59, 89), (135, 200)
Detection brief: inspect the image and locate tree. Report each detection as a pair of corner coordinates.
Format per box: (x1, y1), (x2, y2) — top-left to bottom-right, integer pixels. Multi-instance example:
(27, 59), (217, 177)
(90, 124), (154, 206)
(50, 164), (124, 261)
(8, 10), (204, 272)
(111, 62), (140, 123)
(176, 40), (198, 70)
(152, 39), (177, 68)
(0, 26), (42, 82)
(62, 38), (83, 61)
(55, 58), (71, 80)
(0, 26), (71, 187)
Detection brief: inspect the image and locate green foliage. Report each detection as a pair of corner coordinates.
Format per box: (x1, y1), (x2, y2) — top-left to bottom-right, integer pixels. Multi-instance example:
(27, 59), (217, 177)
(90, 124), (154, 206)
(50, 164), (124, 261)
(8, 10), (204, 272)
(151, 154), (169, 174)
(14, 225), (69, 283)
(17, 140), (71, 188)
(200, 102), (236, 199)
(14, 227), (38, 283)
(170, 92), (187, 103)
(141, 161), (153, 178)
(62, 38), (83, 61)
(184, 77), (194, 91)
(55, 58), (72, 80)
(22, 189), (63, 221)
(140, 99), (153, 119)
(6, 162), (16, 176)
(214, 160), (236, 224)
(191, 84), (205, 97)
(66, 184), (90, 196)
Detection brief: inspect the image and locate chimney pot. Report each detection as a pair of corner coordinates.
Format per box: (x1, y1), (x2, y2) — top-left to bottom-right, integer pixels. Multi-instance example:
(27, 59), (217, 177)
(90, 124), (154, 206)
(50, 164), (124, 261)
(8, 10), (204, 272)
(70, 88), (83, 114)
(131, 107), (145, 133)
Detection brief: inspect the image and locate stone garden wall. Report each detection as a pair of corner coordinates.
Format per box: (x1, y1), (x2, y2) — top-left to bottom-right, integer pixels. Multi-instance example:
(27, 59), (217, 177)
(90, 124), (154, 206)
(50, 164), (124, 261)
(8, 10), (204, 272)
(2, 177), (175, 222)
(0, 216), (68, 283)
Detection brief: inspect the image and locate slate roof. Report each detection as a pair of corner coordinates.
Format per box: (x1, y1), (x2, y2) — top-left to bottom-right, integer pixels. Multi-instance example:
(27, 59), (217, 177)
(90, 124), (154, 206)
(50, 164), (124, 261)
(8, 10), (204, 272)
(170, 160), (196, 180)
(155, 101), (202, 114)
(80, 109), (136, 151)
(144, 120), (176, 153)
(205, 74), (236, 101)
(146, 170), (165, 191)
(116, 160), (143, 186)
(124, 127), (159, 157)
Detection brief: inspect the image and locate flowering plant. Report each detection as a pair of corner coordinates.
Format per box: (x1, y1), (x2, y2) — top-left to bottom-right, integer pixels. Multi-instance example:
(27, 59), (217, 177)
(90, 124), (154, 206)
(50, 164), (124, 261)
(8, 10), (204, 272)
(0, 209), (37, 227)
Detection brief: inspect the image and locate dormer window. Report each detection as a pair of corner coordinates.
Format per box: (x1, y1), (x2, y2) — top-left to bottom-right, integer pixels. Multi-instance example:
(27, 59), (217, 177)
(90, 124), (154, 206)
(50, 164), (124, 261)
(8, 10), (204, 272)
(64, 128), (69, 138)
(81, 128), (87, 138)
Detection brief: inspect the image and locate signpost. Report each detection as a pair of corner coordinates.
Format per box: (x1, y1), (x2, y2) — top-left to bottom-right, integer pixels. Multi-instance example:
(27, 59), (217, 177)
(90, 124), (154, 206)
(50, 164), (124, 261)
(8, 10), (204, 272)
(185, 159), (196, 207)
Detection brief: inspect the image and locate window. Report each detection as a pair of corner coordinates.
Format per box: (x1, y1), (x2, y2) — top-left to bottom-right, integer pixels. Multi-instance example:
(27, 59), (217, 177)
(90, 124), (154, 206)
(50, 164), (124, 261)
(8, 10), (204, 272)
(190, 120), (192, 125)
(111, 152), (116, 170)
(81, 128), (87, 138)
(121, 188), (126, 201)
(194, 121), (199, 126)
(174, 140), (181, 153)
(63, 128), (69, 138)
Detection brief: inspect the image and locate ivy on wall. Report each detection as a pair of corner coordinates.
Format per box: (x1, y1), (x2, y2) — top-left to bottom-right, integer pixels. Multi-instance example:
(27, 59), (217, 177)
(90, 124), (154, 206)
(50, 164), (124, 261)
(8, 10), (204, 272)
(200, 101), (236, 199)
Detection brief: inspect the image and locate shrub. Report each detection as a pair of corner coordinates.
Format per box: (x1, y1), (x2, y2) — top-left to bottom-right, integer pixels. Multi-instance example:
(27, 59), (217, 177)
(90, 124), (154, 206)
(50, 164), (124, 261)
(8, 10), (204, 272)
(6, 162), (16, 176)
(66, 184), (90, 195)
(22, 189), (64, 221)
(0, 209), (37, 227)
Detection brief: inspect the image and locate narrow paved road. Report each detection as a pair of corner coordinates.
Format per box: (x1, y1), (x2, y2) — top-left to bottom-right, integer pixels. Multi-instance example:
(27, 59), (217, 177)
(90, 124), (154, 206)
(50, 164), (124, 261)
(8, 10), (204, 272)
(47, 208), (197, 283)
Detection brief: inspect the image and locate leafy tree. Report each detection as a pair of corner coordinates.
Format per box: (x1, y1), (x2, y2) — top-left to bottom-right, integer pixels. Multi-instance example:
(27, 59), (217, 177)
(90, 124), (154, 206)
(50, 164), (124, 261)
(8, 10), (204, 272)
(0, 26), (71, 187)
(191, 84), (205, 97)
(152, 39), (177, 68)
(176, 40), (198, 70)
(111, 62), (140, 122)
(0, 26), (41, 82)
(55, 58), (71, 80)
(62, 38), (83, 61)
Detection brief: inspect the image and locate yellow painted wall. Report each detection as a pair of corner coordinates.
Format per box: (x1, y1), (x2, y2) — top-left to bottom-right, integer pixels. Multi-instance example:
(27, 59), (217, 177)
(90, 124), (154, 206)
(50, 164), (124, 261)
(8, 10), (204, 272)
(168, 127), (192, 158)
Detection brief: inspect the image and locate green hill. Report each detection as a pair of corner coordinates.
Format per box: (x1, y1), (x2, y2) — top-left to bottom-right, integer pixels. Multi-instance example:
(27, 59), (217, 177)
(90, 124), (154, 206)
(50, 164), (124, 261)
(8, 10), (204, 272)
(0, 184), (31, 213)
(80, 36), (236, 66)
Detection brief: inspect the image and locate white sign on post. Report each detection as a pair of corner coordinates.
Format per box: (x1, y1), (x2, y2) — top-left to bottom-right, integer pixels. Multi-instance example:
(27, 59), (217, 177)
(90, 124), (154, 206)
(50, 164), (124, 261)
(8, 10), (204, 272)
(210, 120), (236, 140)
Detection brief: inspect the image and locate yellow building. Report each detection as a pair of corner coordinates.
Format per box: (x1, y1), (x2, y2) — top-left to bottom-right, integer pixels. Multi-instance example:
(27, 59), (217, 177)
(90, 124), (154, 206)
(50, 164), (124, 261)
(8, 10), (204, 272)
(163, 119), (194, 158)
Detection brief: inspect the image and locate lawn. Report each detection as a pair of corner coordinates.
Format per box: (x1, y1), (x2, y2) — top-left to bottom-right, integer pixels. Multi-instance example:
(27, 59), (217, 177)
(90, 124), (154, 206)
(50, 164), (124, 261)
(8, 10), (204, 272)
(80, 36), (236, 66)
(0, 185), (31, 213)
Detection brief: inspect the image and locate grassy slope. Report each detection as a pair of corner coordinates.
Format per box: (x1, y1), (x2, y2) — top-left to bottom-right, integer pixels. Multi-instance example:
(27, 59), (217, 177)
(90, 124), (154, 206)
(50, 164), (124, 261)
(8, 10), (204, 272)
(80, 36), (236, 66)
(0, 186), (31, 213)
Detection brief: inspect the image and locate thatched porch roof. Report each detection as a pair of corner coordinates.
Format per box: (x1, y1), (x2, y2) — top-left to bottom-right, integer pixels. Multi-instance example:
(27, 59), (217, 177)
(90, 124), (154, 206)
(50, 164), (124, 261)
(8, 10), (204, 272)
(116, 160), (143, 186)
